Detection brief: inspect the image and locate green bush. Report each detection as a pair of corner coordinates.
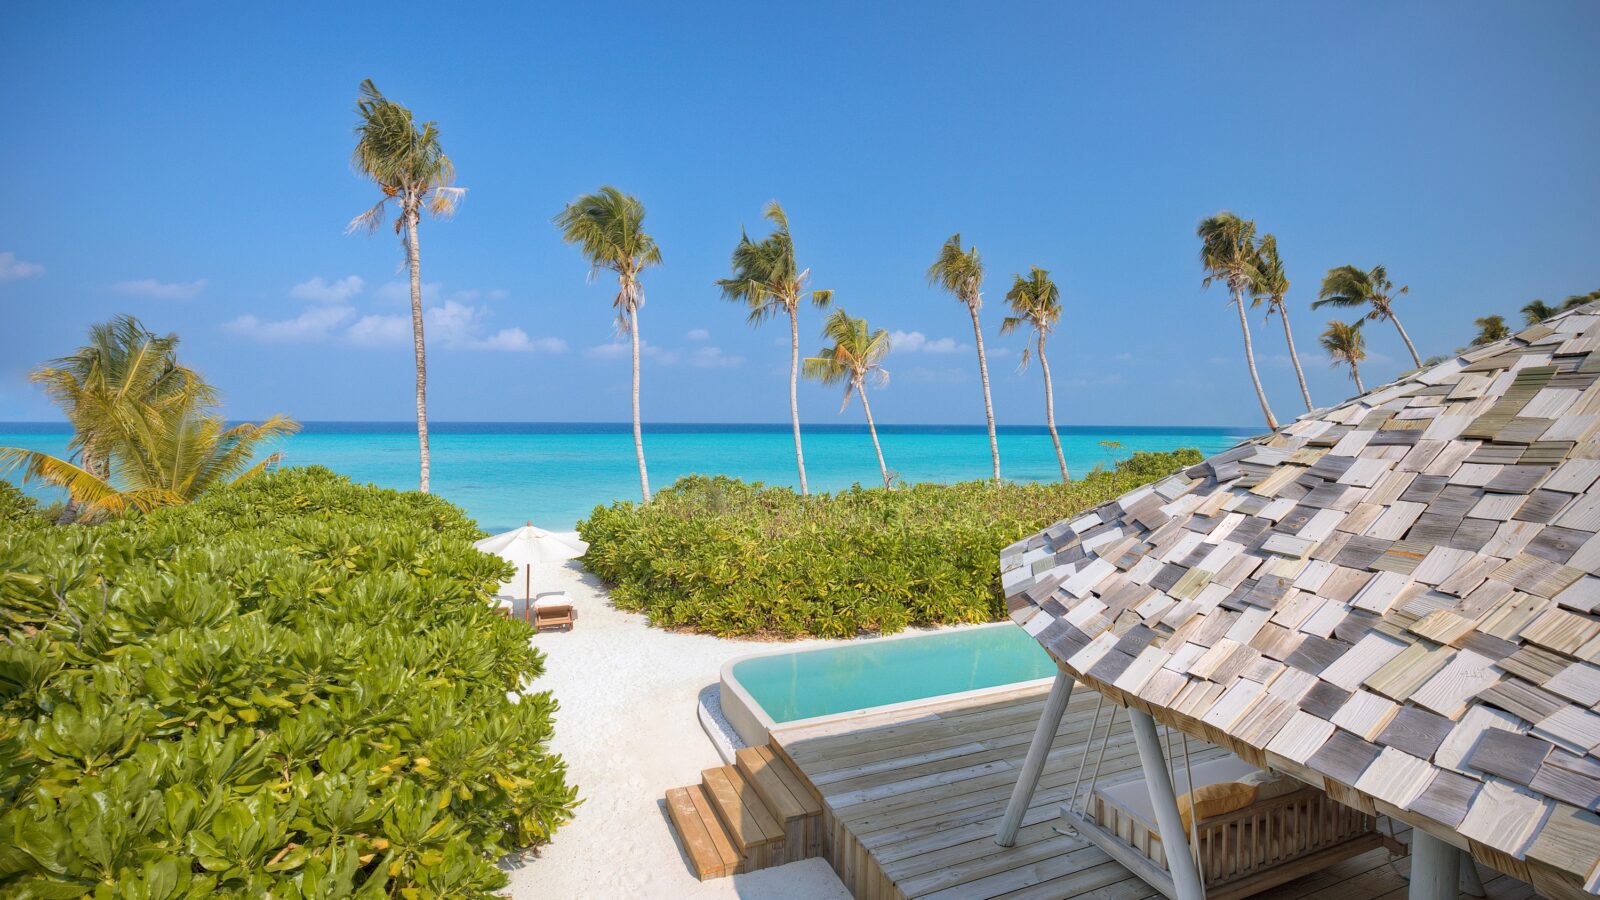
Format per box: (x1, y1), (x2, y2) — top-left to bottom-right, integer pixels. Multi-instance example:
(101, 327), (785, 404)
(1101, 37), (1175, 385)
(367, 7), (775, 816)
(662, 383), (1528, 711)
(579, 449), (1204, 638)
(0, 480), (44, 529)
(0, 466), (576, 898)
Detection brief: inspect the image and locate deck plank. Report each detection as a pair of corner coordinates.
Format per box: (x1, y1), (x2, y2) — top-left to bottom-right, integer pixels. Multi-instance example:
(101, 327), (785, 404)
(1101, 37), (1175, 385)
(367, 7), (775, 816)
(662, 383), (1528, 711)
(771, 681), (1536, 900)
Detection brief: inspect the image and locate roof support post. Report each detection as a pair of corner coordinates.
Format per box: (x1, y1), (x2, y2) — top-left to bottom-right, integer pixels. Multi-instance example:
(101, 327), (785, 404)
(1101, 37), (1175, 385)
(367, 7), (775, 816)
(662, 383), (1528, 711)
(995, 669), (1073, 847)
(1128, 707), (1205, 900)
(1410, 829), (1463, 900)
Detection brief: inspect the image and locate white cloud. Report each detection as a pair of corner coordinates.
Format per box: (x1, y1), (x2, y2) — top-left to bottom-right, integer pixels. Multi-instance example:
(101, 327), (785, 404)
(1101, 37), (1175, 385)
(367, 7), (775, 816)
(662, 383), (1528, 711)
(585, 340), (679, 365)
(890, 330), (966, 354)
(290, 275), (365, 303)
(225, 305), (354, 342)
(344, 300), (564, 353)
(686, 328), (711, 342)
(475, 328), (567, 353)
(0, 251), (44, 281)
(688, 346), (744, 368)
(1113, 352), (1133, 362)
(113, 278), (207, 300)
(376, 280), (442, 305)
(348, 314), (410, 346)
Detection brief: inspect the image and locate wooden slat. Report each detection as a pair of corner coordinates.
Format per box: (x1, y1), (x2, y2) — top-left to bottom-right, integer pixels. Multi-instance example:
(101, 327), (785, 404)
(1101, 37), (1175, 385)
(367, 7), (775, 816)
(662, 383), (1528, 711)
(665, 785), (741, 880)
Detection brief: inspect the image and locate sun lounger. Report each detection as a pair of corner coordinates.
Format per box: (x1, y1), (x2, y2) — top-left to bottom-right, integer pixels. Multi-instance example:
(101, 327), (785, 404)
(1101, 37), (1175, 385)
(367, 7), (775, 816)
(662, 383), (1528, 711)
(1080, 754), (1381, 900)
(532, 591), (575, 631)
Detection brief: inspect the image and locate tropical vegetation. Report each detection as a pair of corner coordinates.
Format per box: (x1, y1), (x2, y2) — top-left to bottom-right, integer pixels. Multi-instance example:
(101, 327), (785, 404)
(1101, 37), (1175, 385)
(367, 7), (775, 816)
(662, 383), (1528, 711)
(1319, 319), (1368, 394)
(1313, 264), (1421, 369)
(0, 317), (296, 522)
(0, 467), (576, 897)
(1250, 234), (1314, 412)
(717, 202), (833, 496)
(929, 234), (1002, 484)
(1198, 212), (1278, 430)
(578, 449), (1204, 638)
(1471, 314), (1510, 347)
(1001, 266), (1068, 481)
(348, 79), (464, 495)
(555, 186), (661, 503)
(1522, 290), (1600, 325)
(804, 310), (894, 489)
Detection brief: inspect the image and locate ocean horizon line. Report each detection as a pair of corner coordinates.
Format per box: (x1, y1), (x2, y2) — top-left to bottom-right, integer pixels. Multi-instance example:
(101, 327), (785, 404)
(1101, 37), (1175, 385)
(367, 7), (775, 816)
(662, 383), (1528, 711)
(1, 420), (1258, 435)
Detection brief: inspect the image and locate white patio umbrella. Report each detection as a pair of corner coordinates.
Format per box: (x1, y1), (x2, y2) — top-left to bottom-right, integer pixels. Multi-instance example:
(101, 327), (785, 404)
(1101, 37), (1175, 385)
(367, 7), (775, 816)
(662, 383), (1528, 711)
(472, 522), (587, 599)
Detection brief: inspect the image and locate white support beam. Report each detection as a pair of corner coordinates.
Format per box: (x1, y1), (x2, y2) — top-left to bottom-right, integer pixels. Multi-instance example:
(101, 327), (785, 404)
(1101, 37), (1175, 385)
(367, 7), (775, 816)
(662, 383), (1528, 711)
(995, 670), (1073, 847)
(1411, 829), (1463, 900)
(1128, 708), (1205, 900)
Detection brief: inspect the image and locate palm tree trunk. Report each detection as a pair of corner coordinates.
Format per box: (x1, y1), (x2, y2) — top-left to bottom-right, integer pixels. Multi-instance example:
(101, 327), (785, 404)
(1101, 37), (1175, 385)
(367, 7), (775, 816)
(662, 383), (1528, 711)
(405, 208), (431, 494)
(54, 501), (80, 526)
(788, 305), (809, 496)
(1389, 311), (1423, 369)
(856, 383), (891, 490)
(968, 305), (1001, 484)
(628, 302), (651, 503)
(1278, 304), (1314, 412)
(1351, 362), (1366, 394)
(1038, 333), (1068, 482)
(1233, 286), (1279, 431)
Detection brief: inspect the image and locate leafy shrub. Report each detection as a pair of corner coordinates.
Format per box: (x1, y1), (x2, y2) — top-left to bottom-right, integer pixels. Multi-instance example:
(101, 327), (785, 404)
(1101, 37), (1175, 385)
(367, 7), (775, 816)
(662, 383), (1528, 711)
(579, 449), (1204, 638)
(0, 466), (576, 898)
(0, 479), (44, 529)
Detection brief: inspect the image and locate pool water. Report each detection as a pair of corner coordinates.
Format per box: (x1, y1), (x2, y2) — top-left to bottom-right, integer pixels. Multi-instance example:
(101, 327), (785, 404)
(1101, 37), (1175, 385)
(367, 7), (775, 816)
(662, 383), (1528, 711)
(730, 625), (1058, 724)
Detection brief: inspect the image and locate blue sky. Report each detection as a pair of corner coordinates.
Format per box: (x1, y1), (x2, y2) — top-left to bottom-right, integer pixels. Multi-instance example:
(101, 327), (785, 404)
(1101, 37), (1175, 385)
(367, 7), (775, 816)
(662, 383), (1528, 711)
(2, 2), (1597, 427)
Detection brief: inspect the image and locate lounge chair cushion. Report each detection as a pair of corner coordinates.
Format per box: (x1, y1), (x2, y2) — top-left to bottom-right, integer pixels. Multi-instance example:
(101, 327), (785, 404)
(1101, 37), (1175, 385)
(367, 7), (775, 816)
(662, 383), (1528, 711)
(1176, 781), (1258, 832)
(533, 596), (571, 610)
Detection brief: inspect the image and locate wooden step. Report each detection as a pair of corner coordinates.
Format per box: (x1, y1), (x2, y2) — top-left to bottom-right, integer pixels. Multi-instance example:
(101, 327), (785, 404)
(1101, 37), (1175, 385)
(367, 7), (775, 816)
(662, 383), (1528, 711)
(701, 765), (785, 853)
(665, 785), (740, 880)
(737, 744), (825, 861)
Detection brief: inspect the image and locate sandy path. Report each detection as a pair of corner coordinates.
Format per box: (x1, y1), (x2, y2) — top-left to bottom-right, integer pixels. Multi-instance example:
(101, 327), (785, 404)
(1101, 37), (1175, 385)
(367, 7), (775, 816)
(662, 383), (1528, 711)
(499, 540), (853, 900)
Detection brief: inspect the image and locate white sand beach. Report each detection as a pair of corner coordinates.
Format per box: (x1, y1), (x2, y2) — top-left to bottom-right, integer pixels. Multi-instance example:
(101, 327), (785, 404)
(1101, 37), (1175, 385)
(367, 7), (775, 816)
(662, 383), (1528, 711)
(500, 536), (854, 900)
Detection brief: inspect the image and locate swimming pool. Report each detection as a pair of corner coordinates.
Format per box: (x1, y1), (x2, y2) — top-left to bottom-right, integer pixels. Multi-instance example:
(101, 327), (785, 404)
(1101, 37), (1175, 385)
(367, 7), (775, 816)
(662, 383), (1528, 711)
(718, 623), (1060, 744)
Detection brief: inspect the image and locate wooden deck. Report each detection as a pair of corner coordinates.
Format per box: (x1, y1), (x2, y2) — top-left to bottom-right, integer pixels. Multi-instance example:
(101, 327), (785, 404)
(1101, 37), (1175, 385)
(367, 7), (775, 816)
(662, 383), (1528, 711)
(769, 681), (1536, 900)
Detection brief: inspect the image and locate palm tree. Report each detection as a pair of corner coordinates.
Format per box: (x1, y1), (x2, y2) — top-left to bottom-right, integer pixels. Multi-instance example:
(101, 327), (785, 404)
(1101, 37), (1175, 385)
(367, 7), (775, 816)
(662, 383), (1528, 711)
(0, 317), (297, 519)
(803, 309), (893, 490)
(1319, 320), (1368, 394)
(1522, 299), (1561, 325)
(1251, 234), (1314, 412)
(716, 202), (832, 495)
(1471, 314), (1510, 347)
(1000, 267), (1068, 482)
(928, 234), (1001, 484)
(1198, 212), (1278, 431)
(1313, 264), (1421, 369)
(347, 79), (464, 495)
(555, 186), (661, 502)
(1563, 290), (1600, 311)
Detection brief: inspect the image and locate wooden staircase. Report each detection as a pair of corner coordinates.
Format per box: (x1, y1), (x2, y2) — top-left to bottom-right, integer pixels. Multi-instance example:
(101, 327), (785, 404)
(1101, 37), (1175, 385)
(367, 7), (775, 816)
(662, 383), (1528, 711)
(664, 744), (824, 880)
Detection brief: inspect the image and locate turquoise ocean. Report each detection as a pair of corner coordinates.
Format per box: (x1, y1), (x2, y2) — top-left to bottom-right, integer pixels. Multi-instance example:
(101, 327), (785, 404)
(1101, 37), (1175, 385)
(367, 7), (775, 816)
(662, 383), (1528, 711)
(0, 423), (1252, 532)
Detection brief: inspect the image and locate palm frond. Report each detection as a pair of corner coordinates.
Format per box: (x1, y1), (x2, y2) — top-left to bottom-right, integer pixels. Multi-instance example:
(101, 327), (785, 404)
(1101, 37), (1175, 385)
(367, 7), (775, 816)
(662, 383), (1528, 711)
(1197, 212), (1259, 293)
(1003, 266), (1061, 335)
(1318, 319), (1367, 367)
(0, 448), (176, 515)
(1249, 234), (1289, 309)
(555, 186), (660, 314)
(928, 234), (984, 308)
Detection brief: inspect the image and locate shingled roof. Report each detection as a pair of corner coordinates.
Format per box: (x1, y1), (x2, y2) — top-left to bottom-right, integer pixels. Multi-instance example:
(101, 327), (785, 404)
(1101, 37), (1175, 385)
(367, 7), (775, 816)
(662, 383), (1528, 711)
(1001, 304), (1600, 899)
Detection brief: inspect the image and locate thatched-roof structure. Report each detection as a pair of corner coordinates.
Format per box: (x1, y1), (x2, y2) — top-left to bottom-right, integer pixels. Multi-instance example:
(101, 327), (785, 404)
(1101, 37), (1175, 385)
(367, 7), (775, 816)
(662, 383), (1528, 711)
(1002, 305), (1600, 898)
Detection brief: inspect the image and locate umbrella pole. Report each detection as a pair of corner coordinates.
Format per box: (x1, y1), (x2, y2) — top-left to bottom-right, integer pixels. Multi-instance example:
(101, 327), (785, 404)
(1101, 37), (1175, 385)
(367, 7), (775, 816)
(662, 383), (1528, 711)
(525, 565), (532, 623)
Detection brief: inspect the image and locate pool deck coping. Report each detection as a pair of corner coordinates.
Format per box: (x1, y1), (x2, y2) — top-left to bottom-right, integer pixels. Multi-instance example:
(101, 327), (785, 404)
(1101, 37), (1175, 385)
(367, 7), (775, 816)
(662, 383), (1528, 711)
(717, 621), (1059, 746)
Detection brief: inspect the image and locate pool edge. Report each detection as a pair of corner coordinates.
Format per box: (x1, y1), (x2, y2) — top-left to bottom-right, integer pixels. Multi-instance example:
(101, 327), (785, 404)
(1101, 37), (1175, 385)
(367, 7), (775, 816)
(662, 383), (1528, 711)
(717, 622), (1059, 746)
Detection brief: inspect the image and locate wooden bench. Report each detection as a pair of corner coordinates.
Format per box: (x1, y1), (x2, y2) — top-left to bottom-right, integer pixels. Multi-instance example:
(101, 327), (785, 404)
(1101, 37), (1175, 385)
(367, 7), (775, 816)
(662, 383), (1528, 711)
(1068, 755), (1382, 900)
